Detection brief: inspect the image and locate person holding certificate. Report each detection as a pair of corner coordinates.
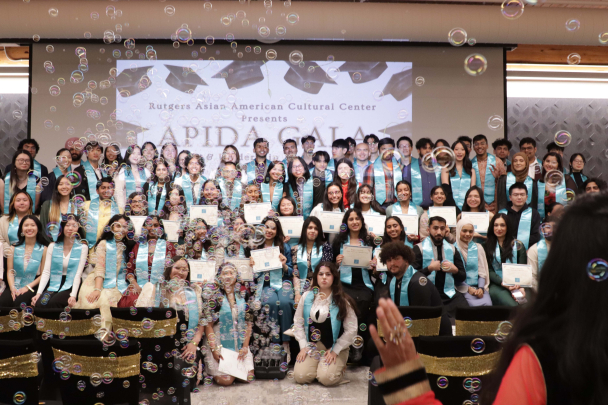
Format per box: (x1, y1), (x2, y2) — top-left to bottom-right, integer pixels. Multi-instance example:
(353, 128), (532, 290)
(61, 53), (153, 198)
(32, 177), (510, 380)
(114, 145), (151, 210)
(276, 195), (302, 248)
(225, 215), (248, 259)
(39, 174), (77, 243)
(204, 263), (254, 385)
(173, 153), (206, 211)
(165, 185), (189, 221)
(454, 218), (492, 306)
(287, 157), (314, 218)
(261, 161), (287, 212)
(293, 262), (358, 386)
(334, 159), (358, 208)
(440, 140), (476, 210)
(484, 213), (527, 306)
(354, 184), (386, 215)
(385, 180), (423, 219)
(458, 186), (494, 242)
(242, 183), (263, 205)
(419, 186), (459, 243)
(291, 216), (326, 304)
(382, 216), (416, 252)
(246, 217), (294, 354)
(142, 160), (171, 217)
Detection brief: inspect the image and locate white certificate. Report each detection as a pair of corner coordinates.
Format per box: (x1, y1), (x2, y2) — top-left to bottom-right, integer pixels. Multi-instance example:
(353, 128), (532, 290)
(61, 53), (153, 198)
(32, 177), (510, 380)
(318, 211), (344, 234)
(374, 248), (387, 271)
(250, 246), (282, 272)
(394, 214), (419, 235)
(461, 212), (490, 234)
(218, 347), (249, 381)
(277, 216), (304, 238)
(364, 214), (386, 235)
(161, 220), (180, 242)
(225, 258), (253, 281)
(342, 245), (373, 267)
(244, 202), (272, 224)
(428, 206), (457, 227)
(189, 259), (216, 283)
(190, 205), (218, 226)
(502, 264), (533, 287)
(130, 216), (147, 237)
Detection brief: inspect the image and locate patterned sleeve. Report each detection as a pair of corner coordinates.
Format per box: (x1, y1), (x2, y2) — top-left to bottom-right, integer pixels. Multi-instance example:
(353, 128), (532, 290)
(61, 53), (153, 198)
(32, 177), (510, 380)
(321, 242), (334, 262)
(93, 241), (107, 279)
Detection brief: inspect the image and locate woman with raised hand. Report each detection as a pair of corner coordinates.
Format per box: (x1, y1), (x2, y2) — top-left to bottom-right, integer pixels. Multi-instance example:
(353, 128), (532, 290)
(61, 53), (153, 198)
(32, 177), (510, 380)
(40, 175), (77, 242)
(454, 218), (492, 306)
(174, 153), (206, 211)
(114, 145), (151, 209)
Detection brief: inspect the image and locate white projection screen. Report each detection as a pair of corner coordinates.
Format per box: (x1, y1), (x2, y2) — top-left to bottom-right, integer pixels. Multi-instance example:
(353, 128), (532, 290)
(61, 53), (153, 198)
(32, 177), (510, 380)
(30, 42), (505, 177)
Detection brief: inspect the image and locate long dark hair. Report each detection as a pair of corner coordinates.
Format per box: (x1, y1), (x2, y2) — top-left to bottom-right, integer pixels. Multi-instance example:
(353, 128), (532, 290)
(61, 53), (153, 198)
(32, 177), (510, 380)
(49, 175), (76, 225)
(148, 160), (171, 185)
(122, 145), (146, 174)
(461, 186), (487, 212)
(484, 194), (608, 405)
(251, 216), (286, 256)
(15, 215), (49, 247)
(332, 158), (357, 207)
(541, 152), (564, 180)
(311, 261), (358, 320)
(449, 140), (473, 177)
(298, 216), (325, 254)
(167, 184), (188, 217)
(141, 141), (159, 161)
(354, 184), (386, 214)
(10, 149), (35, 191)
(175, 150), (191, 176)
(94, 214), (136, 262)
(162, 255), (190, 283)
(263, 161), (287, 185)
(142, 215), (167, 240)
(199, 179), (223, 207)
(287, 156), (311, 194)
(103, 144), (123, 166)
(8, 191), (33, 221)
(278, 196), (297, 216)
(382, 216), (406, 245)
(569, 153), (586, 175)
(56, 214), (87, 244)
(160, 143), (178, 164)
(333, 208), (372, 251)
(483, 213), (514, 266)
(322, 182), (345, 212)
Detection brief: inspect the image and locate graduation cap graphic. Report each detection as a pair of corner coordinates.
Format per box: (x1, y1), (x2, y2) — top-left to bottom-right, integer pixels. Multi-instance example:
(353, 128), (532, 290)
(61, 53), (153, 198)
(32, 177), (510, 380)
(112, 121), (149, 145)
(378, 121), (412, 138)
(284, 61), (337, 95)
(382, 68), (413, 102)
(116, 66), (153, 97)
(337, 61), (388, 84)
(211, 61), (265, 89)
(164, 64), (207, 94)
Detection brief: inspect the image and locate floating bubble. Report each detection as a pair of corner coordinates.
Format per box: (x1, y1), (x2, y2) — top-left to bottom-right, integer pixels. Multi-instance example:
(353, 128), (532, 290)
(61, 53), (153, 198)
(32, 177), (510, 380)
(470, 338), (485, 353)
(567, 53), (581, 65)
(403, 317), (412, 328)
(545, 170), (564, 188)
(415, 76), (425, 86)
(266, 49), (277, 60)
(287, 12), (299, 24)
(46, 45), (54, 53)
(563, 189), (575, 203)
(48, 8), (58, 17)
(495, 320), (513, 342)
(448, 28), (467, 46)
(488, 115), (504, 130)
(49, 85), (61, 96)
(565, 19), (580, 31)
(289, 50), (303, 65)
(501, 0), (524, 19)
(468, 38), (477, 46)
(539, 223), (553, 238)
(164, 5), (175, 16)
(554, 130), (572, 147)
(587, 259), (608, 282)
(464, 54), (488, 76)
(437, 376), (449, 389)
(511, 239), (525, 251)
(352, 335), (364, 349)
(419, 277), (427, 286)
(599, 32), (608, 45)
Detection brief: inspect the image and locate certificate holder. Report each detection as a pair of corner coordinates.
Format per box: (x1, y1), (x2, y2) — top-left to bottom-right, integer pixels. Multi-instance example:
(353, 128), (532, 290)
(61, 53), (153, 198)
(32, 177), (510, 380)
(161, 220), (180, 242)
(501, 264), (533, 287)
(319, 211), (345, 234)
(342, 245), (373, 267)
(130, 216), (147, 237)
(190, 205), (218, 226)
(374, 248), (387, 271)
(189, 259), (217, 283)
(277, 216), (304, 238)
(225, 258), (253, 281)
(394, 214), (419, 235)
(244, 202), (273, 225)
(461, 212), (490, 234)
(250, 246), (282, 272)
(428, 206), (457, 227)
(363, 214), (386, 236)
(218, 348), (249, 381)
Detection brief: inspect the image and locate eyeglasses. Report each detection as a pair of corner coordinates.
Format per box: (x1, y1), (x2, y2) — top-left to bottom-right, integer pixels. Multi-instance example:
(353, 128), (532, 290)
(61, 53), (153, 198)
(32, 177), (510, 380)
(328, 191), (341, 197)
(16, 159), (30, 164)
(173, 267), (189, 274)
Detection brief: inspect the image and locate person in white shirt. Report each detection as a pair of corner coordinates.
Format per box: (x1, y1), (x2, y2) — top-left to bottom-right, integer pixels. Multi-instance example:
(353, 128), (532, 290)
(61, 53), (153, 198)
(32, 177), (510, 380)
(293, 261), (358, 386)
(114, 145), (151, 209)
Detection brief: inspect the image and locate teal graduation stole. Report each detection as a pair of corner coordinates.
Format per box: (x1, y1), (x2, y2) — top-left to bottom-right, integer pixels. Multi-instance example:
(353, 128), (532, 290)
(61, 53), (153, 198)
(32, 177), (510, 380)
(421, 238), (455, 298)
(455, 241), (479, 286)
(217, 177), (242, 211)
(86, 198), (119, 246)
(33, 160), (42, 178)
(183, 287), (200, 332)
(506, 173), (533, 205)
(8, 216), (20, 245)
(147, 183), (167, 215)
(102, 239), (129, 293)
(124, 166), (146, 197)
(180, 174), (206, 210)
(505, 159), (511, 167)
(288, 178), (314, 218)
(450, 169), (471, 209)
(339, 236), (374, 291)
(82, 160), (99, 200)
(389, 265), (415, 306)
(390, 202), (418, 215)
(254, 243), (283, 298)
(555, 179), (567, 206)
(52, 167), (64, 178)
(327, 159), (335, 172)
(13, 243), (44, 289)
(372, 157), (403, 205)
(48, 241), (83, 292)
(219, 291), (246, 351)
(303, 291), (341, 346)
(492, 243), (516, 279)
(499, 207), (533, 249)
(536, 182), (546, 219)
(4, 172), (37, 214)
(246, 159), (271, 184)
(260, 182), (283, 212)
(135, 239), (167, 285)
(410, 158), (440, 206)
(49, 201), (75, 242)
(296, 244), (323, 293)
(472, 154), (497, 204)
(537, 240), (548, 274)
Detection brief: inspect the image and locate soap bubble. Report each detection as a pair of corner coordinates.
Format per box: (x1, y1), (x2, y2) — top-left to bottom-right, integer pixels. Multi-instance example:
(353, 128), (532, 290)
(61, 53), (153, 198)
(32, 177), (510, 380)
(488, 115), (504, 130)
(470, 338), (485, 353)
(554, 130), (572, 147)
(501, 0), (524, 19)
(565, 19), (580, 31)
(587, 259), (608, 282)
(567, 53), (581, 65)
(464, 54), (488, 76)
(448, 28), (467, 46)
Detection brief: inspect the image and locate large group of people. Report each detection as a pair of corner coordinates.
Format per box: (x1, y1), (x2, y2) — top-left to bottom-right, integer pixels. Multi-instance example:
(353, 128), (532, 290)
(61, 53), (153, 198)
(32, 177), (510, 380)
(0, 132), (602, 389)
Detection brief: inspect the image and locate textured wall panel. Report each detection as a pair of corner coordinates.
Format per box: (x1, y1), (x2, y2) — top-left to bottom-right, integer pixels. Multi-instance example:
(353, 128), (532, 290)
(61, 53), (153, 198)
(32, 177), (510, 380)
(507, 97), (606, 180)
(0, 94), (28, 176)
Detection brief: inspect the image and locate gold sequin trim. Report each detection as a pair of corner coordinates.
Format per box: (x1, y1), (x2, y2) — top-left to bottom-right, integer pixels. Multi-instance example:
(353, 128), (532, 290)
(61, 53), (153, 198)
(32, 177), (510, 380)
(0, 313), (22, 333)
(112, 317), (177, 338)
(35, 317), (98, 337)
(377, 317), (441, 338)
(0, 353), (39, 379)
(418, 351), (502, 377)
(52, 348), (140, 378)
(455, 320), (503, 336)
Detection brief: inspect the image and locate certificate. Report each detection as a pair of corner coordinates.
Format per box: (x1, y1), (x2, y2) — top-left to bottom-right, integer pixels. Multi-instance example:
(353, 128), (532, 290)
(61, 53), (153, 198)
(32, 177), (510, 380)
(189, 260), (216, 283)
(318, 211), (344, 234)
(190, 205), (218, 226)
(342, 245), (373, 267)
(218, 347), (249, 381)
(130, 216), (147, 237)
(461, 212), (490, 234)
(374, 248), (387, 271)
(161, 220), (180, 242)
(428, 206), (457, 227)
(364, 214), (386, 235)
(394, 214), (419, 235)
(225, 258), (253, 281)
(502, 264), (533, 287)
(250, 246), (282, 272)
(244, 202), (272, 224)
(277, 216), (304, 238)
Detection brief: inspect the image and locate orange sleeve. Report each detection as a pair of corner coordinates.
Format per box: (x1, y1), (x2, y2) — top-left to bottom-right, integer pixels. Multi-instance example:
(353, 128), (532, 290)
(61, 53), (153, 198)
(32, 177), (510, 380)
(494, 345), (546, 405)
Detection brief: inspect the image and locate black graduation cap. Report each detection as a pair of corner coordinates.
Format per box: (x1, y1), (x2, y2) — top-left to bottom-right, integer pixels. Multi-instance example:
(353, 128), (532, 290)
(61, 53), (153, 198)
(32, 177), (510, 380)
(284, 61), (337, 95)
(113, 121), (149, 145)
(337, 61), (388, 84)
(164, 64), (207, 94)
(116, 66), (153, 97)
(378, 121), (412, 138)
(211, 61), (265, 89)
(382, 68), (413, 102)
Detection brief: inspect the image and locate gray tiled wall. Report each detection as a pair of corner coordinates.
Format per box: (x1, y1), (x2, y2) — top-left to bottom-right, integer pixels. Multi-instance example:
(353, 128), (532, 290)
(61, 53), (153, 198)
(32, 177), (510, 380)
(0, 94), (28, 176)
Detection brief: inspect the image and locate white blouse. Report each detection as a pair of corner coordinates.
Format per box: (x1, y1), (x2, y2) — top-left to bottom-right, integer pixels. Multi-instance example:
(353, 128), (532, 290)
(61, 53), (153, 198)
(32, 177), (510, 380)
(37, 242), (89, 297)
(114, 166), (151, 209)
(293, 291), (358, 354)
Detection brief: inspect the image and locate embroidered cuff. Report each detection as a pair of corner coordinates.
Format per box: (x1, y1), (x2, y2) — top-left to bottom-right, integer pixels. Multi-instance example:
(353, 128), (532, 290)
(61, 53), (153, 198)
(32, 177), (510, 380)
(374, 357), (431, 405)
